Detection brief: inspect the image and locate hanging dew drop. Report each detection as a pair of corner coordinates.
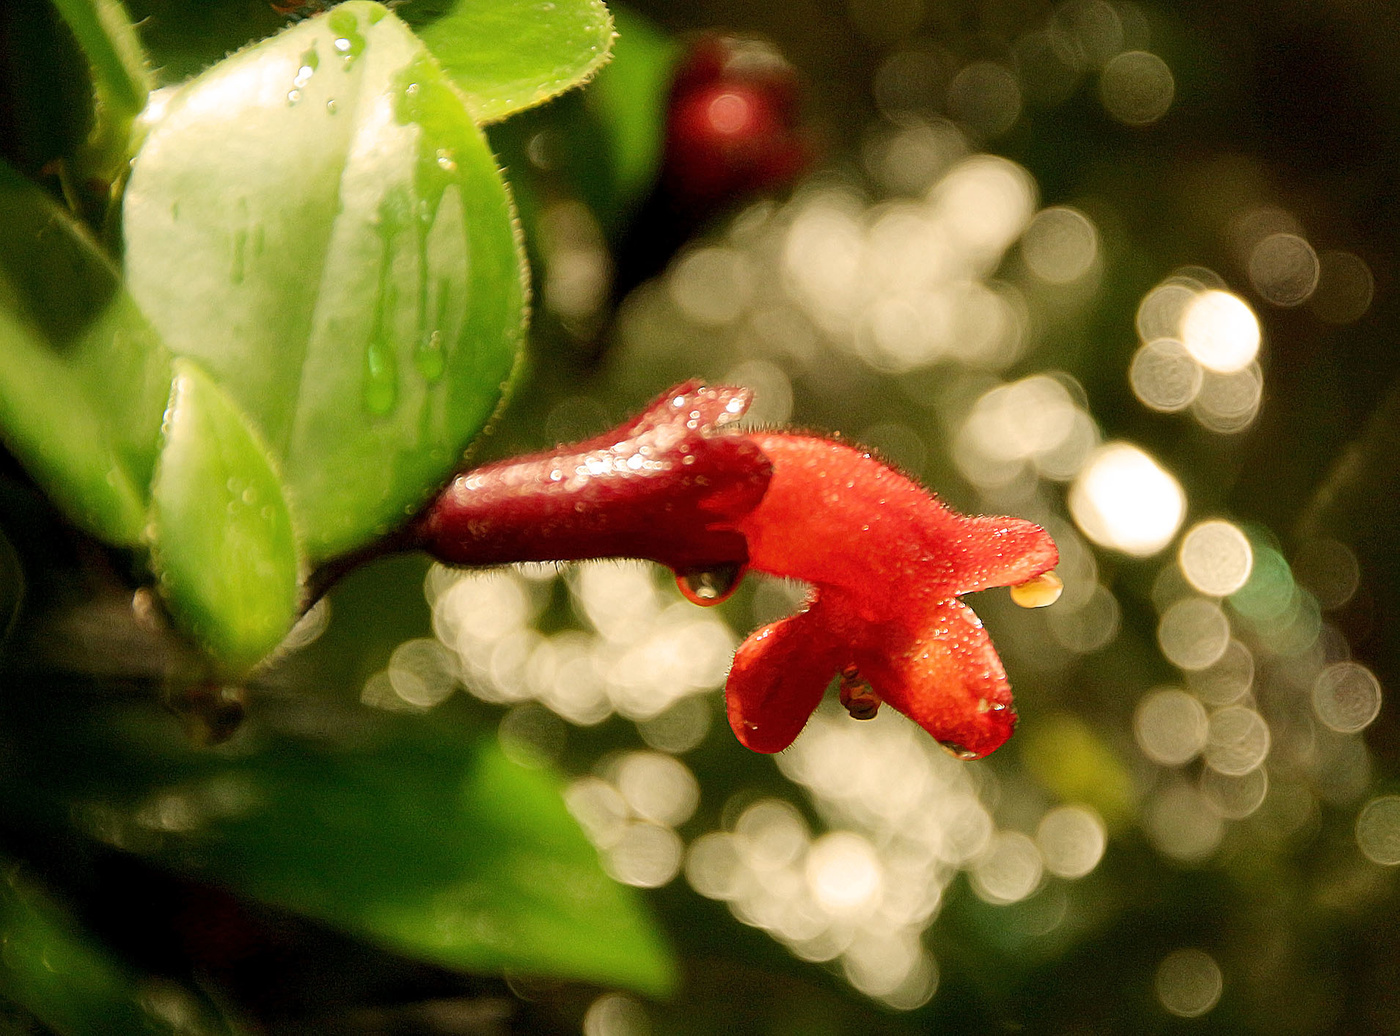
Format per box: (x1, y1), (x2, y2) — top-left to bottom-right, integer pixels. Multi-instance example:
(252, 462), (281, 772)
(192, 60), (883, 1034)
(938, 740), (982, 760)
(838, 666), (881, 720)
(676, 562), (745, 605)
(1011, 570), (1063, 608)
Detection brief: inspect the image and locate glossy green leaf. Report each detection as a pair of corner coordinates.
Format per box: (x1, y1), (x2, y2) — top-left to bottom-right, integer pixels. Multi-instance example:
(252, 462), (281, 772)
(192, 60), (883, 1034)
(0, 686), (675, 997)
(0, 162), (172, 545)
(149, 360), (301, 677)
(124, 2), (526, 563)
(399, 0), (614, 123)
(0, 856), (235, 1035)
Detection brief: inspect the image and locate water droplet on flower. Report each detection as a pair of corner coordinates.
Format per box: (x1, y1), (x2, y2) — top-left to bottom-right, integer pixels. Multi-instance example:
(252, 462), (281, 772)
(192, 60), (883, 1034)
(938, 740), (982, 761)
(1011, 570), (1064, 608)
(839, 666), (881, 720)
(676, 562), (745, 605)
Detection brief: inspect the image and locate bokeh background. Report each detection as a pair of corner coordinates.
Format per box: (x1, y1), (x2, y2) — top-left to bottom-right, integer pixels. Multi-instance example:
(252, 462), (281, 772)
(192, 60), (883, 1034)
(429, 0), (1400, 1030)
(10, 0), (1400, 1032)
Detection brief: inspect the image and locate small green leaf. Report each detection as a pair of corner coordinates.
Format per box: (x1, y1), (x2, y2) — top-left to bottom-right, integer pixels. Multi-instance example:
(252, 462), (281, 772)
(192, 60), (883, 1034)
(0, 162), (171, 545)
(49, 0), (151, 186)
(150, 360), (301, 677)
(124, 2), (526, 563)
(49, 0), (149, 118)
(0, 689), (676, 997)
(400, 0), (614, 123)
(0, 855), (235, 1035)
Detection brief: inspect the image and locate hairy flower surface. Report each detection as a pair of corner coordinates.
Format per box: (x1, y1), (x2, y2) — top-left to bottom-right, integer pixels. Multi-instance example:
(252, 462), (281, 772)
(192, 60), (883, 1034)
(418, 382), (1058, 758)
(727, 433), (1057, 755)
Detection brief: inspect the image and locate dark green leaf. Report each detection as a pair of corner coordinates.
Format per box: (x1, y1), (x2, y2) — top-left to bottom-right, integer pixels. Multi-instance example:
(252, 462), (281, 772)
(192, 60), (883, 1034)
(0, 162), (171, 545)
(400, 0), (614, 124)
(0, 687), (676, 996)
(149, 360), (301, 677)
(0, 856), (235, 1035)
(124, 2), (526, 563)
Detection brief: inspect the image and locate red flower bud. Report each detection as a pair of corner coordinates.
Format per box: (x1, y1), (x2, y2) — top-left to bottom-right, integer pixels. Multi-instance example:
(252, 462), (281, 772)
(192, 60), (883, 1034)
(663, 35), (810, 211)
(416, 383), (1058, 758)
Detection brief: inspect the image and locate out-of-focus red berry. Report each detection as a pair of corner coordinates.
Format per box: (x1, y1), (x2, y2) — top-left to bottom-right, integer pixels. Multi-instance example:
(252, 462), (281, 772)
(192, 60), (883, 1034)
(663, 35), (810, 212)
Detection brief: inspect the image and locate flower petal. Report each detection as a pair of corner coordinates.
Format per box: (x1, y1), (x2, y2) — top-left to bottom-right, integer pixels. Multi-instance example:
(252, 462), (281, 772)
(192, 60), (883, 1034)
(855, 598), (1017, 759)
(725, 601), (846, 753)
(947, 516), (1060, 594)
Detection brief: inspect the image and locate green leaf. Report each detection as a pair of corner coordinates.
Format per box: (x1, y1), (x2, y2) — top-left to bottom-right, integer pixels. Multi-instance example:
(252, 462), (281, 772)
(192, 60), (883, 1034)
(486, 6), (674, 237)
(0, 687), (676, 997)
(0, 856), (235, 1035)
(124, 2), (526, 563)
(49, 0), (151, 188)
(400, 0), (614, 123)
(48, 0), (149, 119)
(0, 162), (172, 545)
(583, 6), (676, 219)
(150, 360), (301, 677)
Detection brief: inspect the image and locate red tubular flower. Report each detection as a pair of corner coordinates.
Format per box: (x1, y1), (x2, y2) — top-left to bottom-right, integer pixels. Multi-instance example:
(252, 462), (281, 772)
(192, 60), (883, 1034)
(416, 382), (1058, 759)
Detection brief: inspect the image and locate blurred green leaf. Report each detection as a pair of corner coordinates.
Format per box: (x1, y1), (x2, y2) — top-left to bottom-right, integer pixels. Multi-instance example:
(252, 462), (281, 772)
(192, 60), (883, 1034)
(0, 856), (236, 1035)
(150, 360), (301, 677)
(582, 6), (674, 220)
(123, 2), (526, 564)
(487, 5), (675, 237)
(399, 0), (614, 124)
(0, 161), (172, 546)
(49, 0), (150, 184)
(0, 688), (675, 997)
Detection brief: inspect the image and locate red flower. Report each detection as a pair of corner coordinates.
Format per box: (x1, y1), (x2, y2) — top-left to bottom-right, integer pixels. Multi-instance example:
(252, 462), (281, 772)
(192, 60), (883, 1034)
(417, 382), (1058, 758)
(726, 432), (1057, 755)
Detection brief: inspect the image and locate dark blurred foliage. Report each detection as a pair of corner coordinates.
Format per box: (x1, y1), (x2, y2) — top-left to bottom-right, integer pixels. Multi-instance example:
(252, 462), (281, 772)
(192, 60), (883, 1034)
(5, 0), (1400, 1033)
